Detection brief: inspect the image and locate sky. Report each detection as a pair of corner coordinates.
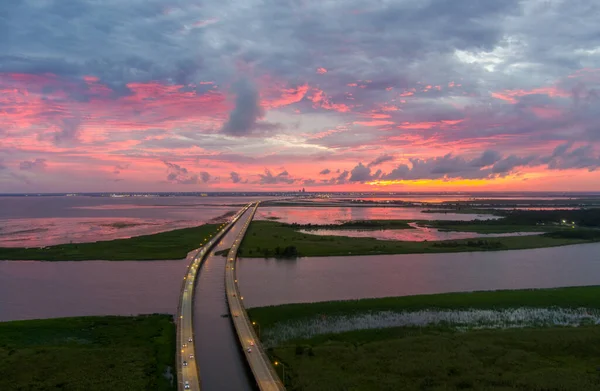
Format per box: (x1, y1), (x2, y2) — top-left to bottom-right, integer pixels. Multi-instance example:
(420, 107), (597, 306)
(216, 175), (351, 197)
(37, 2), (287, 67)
(1, 0), (600, 193)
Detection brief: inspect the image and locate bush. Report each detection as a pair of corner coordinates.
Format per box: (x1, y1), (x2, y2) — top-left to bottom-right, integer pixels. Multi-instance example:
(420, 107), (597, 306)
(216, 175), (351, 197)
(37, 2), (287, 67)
(544, 229), (600, 240)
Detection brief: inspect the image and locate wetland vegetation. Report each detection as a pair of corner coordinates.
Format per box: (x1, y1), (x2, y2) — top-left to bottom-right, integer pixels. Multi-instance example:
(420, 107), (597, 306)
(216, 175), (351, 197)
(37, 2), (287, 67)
(0, 223), (221, 261)
(249, 286), (600, 391)
(238, 219), (600, 258)
(0, 314), (176, 391)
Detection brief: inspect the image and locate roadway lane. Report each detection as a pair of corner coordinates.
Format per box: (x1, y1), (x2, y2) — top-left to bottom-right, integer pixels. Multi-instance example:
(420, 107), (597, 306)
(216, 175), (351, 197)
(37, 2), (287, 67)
(178, 205), (251, 391)
(192, 207), (257, 391)
(226, 203), (285, 391)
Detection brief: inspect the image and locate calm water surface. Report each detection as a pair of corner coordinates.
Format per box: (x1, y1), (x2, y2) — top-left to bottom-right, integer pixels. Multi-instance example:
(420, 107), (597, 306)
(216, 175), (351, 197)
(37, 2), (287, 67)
(2, 243), (600, 322)
(298, 224), (541, 242)
(237, 242), (600, 308)
(256, 206), (498, 224)
(0, 196), (270, 247)
(193, 209), (255, 391)
(0, 259), (187, 322)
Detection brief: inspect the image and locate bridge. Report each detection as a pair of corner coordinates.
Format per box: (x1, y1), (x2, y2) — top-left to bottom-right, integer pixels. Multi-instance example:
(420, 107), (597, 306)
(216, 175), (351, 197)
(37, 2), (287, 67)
(176, 204), (251, 391)
(225, 202), (286, 390)
(176, 202), (284, 391)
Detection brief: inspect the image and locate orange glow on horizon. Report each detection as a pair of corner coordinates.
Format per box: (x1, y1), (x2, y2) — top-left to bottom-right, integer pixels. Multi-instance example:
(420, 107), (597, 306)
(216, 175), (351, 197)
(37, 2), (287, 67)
(367, 178), (494, 188)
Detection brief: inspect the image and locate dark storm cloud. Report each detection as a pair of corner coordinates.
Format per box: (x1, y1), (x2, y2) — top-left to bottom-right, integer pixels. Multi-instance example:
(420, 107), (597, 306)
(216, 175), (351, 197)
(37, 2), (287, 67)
(374, 146), (600, 182)
(200, 171), (211, 183)
(221, 79), (264, 136)
(349, 163), (373, 182)
(546, 144), (600, 171)
(3, 0), (598, 109)
(0, 0), (223, 88)
(327, 169), (350, 185)
(551, 142), (574, 159)
(1, 0), (522, 91)
(319, 168), (331, 175)
(368, 154), (394, 167)
(258, 169), (296, 184)
(230, 171), (242, 183)
(381, 151), (528, 181)
(491, 155), (536, 174)
(221, 78), (281, 136)
(163, 161), (206, 185)
(3, 0), (600, 190)
(469, 150), (503, 168)
(234, 0), (521, 86)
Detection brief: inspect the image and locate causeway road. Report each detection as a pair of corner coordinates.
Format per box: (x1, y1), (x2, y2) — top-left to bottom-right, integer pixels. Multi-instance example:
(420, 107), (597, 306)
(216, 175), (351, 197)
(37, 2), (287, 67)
(226, 202), (286, 391)
(192, 206), (257, 390)
(177, 204), (251, 391)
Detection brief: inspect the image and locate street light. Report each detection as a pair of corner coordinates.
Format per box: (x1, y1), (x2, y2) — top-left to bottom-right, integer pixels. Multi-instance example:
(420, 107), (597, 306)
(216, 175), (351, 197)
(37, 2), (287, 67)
(252, 321), (261, 338)
(274, 361), (285, 384)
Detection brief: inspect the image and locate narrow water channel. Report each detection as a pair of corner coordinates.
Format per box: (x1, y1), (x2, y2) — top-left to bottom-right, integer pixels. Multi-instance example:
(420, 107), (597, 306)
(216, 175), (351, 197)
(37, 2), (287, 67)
(193, 209), (256, 391)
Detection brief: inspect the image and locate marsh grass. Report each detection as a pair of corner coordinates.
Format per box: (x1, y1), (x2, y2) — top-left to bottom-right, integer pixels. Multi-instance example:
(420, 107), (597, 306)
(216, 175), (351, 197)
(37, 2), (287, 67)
(238, 221), (599, 258)
(0, 223), (220, 261)
(254, 287), (600, 390)
(0, 314), (175, 391)
(271, 326), (600, 391)
(262, 307), (600, 347)
(248, 286), (600, 330)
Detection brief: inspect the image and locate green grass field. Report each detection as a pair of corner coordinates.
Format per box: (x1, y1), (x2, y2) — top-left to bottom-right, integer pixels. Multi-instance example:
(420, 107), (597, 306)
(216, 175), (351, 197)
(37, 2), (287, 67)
(238, 220), (600, 258)
(250, 286), (600, 391)
(421, 222), (554, 233)
(270, 326), (600, 391)
(0, 314), (176, 391)
(0, 223), (220, 261)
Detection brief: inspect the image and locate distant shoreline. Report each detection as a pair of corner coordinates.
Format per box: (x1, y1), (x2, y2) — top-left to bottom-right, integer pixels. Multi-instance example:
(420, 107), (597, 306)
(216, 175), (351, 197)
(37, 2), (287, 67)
(2, 208), (599, 261)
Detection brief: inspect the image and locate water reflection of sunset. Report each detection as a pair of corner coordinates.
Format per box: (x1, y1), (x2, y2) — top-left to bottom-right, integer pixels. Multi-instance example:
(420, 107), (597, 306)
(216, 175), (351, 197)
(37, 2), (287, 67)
(298, 226), (541, 242)
(255, 207), (498, 225)
(0, 196), (245, 247)
(0, 217), (200, 247)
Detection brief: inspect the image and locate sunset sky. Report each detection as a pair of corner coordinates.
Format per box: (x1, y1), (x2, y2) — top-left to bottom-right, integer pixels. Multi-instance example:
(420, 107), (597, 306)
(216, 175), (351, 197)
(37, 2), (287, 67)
(1, 0), (600, 192)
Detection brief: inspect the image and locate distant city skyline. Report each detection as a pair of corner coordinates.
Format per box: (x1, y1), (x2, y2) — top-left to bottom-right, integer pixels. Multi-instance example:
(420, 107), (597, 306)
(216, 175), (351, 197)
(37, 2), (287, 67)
(1, 1), (600, 192)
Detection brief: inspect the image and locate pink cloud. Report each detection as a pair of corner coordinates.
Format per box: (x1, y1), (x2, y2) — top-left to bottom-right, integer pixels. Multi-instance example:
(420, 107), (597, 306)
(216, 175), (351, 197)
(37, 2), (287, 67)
(491, 86), (570, 104)
(529, 106), (563, 119)
(397, 119), (463, 130)
(2, 67), (600, 192)
(262, 84), (309, 109)
(380, 104), (400, 112)
(354, 120), (395, 127)
(309, 88), (351, 113)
